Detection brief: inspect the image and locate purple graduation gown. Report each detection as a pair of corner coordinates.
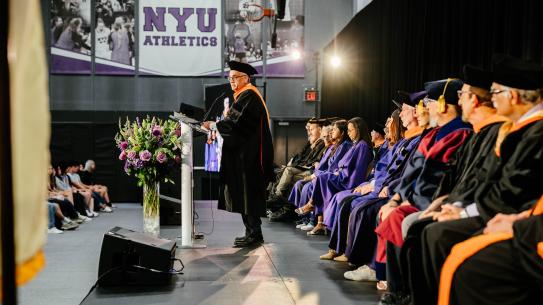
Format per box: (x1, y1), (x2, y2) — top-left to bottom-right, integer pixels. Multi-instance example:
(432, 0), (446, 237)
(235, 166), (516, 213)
(326, 132), (424, 257)
(311, 140), (373, 215)
(288, 140), (352, 207)
(323, 141), (393, 228)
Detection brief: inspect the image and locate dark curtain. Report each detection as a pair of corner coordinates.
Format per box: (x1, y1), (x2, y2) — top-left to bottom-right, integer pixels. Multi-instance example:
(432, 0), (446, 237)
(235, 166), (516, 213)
(321, 0), (543, 130)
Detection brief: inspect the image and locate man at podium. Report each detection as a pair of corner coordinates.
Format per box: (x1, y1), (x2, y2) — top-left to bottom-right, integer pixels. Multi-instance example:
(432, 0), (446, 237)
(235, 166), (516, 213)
(202, 61), (274, 247)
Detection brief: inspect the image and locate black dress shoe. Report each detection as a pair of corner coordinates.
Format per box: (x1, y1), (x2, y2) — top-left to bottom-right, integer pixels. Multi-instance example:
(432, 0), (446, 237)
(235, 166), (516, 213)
(234, 235), (248, 242)
(378, 292), (411, 305)
(234, 235), (264, 247)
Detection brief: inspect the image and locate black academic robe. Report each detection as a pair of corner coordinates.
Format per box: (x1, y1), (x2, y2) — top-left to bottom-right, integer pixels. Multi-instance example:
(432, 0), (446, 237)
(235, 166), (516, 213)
(401, 120), (504, 304)
(418, 119), (543, 305)
(474, 119), (543, 221)
(436, 120), (504, 203)
(217, 89), (274, 217)
(297, 139), (326, 169)
(290, 142), (312, 167)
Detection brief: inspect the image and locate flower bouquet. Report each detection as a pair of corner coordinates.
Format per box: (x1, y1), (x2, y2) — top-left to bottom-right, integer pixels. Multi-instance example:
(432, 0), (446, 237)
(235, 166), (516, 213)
(115, 116), (182, 236)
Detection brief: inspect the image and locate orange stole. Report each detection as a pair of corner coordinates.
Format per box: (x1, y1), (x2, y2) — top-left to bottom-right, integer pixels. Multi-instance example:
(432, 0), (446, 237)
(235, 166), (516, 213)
(233, 83), (270, 122)
(438, 195), (543, 305)
(404, 125), (425, 139)
(495, 111), (543, 157)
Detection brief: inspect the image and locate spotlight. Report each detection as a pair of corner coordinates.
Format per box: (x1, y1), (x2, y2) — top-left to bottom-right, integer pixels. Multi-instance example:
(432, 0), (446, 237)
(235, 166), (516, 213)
(330, 56), (341, 68)
(291, 49), (302, 60)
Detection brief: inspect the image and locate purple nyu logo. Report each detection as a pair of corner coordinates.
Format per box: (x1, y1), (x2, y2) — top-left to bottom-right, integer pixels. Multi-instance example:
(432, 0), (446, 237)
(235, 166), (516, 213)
(142, 6), (219, 47)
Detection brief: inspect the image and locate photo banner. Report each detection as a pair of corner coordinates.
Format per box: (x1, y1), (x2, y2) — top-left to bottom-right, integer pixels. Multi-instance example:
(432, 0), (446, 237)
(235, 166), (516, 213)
(94, 0), (136, 75)
(225, 0), (305, 77)
(139, 0), (223, 76)
(50, 0), (92, 74)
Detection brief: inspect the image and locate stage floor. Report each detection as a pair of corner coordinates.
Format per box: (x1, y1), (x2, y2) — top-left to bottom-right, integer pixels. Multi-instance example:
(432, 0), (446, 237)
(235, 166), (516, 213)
(20, 202), (381, 305)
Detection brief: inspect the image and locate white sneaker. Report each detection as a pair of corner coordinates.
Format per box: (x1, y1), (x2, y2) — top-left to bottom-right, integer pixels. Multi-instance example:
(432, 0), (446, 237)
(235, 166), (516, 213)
(295, 222), (308, 229)
(101, 206), (113, 213)
(343, 265), (377, 281)
(92, 211), (99, 217)
(78, 214), (91, 222)
(48, 227), (63, 234)
(86, 210), (94, 217)
(300, 223), (315, 231)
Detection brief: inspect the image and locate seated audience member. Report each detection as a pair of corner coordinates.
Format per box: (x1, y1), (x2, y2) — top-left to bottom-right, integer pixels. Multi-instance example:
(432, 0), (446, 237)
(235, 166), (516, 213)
(67, 161), (112, 213)
(56, 162), (98, 217)
(48, 164), (91, 223)
(437, 195), (543, 305)
(289, 119), (352, 229)
(47, 201), (79, 231)
(47, 202), (63, 234)
(295, 117), (373, 235)
(417, 55), (543, 305)
(80, 159), (112, 207)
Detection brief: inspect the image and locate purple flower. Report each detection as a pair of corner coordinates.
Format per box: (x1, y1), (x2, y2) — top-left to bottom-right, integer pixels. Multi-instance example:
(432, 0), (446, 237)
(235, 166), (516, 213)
(152, 126), (163, 137)
(127, 151), (137, 160)
(139, 150), (152, 162)
(136, 117), (141, 127)
(174, 155), (181, 164)
(156, 152), (167, 163)
(124, 161), (131, 173)
(120, 141), (128, 150)
(134, 159), (144, 169)
(119, 150), (127, 161)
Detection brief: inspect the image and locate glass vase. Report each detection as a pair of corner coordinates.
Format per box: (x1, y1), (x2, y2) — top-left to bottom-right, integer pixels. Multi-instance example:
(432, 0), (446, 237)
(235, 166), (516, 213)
(142, 182), (160, 237)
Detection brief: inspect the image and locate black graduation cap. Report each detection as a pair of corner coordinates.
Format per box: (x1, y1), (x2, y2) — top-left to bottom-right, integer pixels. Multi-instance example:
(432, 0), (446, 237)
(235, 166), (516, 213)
(227, 60), (258, 76)
(463, 65), (492, 90)
(396, 90), (428, 107)
(424, 79), (464, 104)
(492, 54), (543, 90)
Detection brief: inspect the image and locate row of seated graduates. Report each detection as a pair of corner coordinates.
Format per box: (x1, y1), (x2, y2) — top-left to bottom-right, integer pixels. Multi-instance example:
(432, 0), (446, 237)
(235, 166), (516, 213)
(46, 160), (113, 233)
(269, 54), (543, 305)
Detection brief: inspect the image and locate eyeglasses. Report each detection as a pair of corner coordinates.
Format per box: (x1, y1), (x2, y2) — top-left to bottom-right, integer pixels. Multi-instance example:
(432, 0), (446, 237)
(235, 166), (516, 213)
(457, 90), (472, 98)
(489, 88), (509, 96)
(227, 74), (247, 81)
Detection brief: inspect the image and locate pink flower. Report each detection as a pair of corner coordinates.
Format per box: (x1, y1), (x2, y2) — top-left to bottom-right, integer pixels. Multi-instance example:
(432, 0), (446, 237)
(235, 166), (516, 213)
(174, 127), (181, 137)
(139, 150), (152, 162)
(156, 152), (167, 163)
(174, 155), (181, 164)
(119, 150), (127, 161)
(120, 141), (128, 150)
(127, 151), (137, 160)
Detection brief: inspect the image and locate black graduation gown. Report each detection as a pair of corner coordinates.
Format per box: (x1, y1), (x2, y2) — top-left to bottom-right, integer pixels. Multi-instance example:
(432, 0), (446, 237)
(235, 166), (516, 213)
(436, 121), (504, 203)
(216, 89), (274, 217)
(474, 119), (543, 221)
(401, 121), (504, 304)
(419, 119), (543, 305)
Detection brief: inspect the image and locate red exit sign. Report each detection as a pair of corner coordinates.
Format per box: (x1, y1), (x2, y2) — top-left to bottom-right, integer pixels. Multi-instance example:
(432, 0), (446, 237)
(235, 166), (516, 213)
(304, 88), (319, 102)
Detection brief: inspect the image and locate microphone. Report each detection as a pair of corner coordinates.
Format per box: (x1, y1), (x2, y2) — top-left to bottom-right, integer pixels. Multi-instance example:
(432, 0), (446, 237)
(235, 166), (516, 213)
(202, 92), (226, 123)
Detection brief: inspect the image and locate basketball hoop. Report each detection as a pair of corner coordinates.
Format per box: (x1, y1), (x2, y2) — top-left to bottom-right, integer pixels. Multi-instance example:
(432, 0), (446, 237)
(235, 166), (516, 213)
(240, 1), (275, 23)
